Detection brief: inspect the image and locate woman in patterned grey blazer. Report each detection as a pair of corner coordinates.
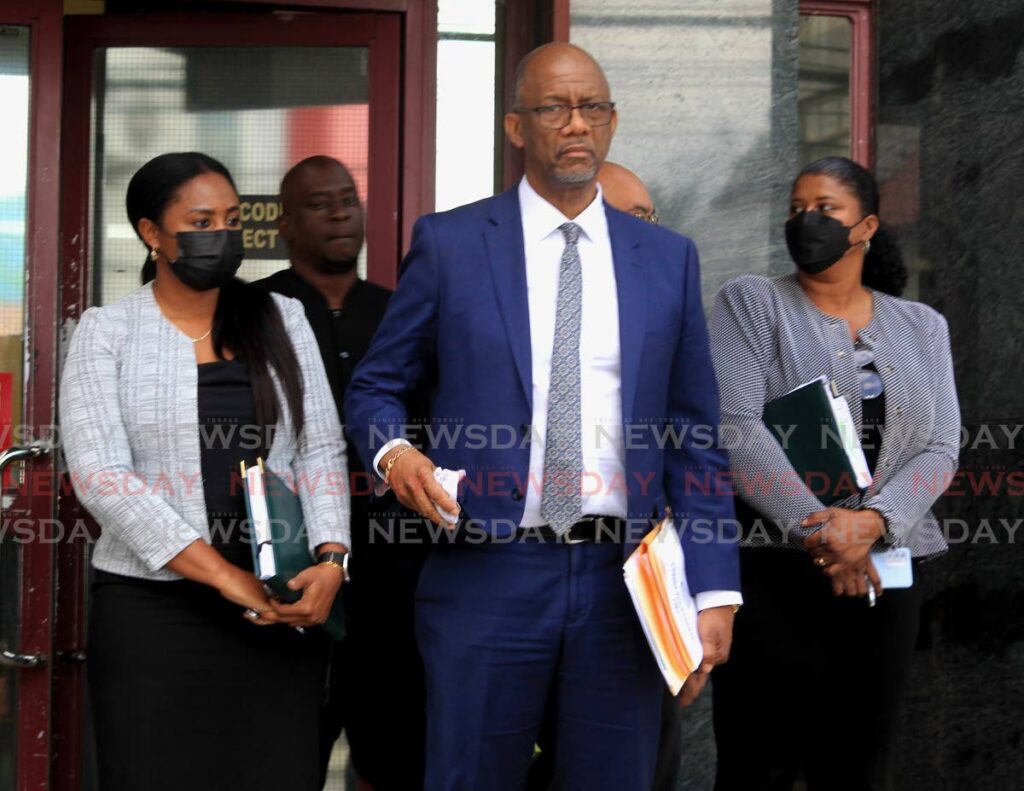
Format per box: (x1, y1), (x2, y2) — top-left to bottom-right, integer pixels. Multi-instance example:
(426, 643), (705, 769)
(708, 157), (959, 790)
(59, 153), (349, 791)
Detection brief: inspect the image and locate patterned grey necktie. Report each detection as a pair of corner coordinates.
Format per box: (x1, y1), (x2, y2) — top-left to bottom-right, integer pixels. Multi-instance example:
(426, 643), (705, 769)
(541, 222), (584, 535)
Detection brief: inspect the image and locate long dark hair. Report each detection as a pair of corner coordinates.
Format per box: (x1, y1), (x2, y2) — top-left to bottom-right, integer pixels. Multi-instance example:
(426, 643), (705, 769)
(126, 152), (304, 435)
(796, 156), (908, 296)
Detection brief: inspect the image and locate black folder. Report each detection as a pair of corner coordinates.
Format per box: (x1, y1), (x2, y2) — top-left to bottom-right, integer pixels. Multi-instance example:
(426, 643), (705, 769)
(762, 377), (872, 505)
(241, 458), (346, 640)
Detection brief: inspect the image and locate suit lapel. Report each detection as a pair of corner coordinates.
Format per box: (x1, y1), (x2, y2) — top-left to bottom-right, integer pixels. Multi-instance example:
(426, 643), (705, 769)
(607, 206), (646, 422)
(484, 189), (533, 409)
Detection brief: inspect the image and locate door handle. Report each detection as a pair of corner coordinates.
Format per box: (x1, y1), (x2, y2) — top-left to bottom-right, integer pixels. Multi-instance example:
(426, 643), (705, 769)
(0, 442), (54, 669)
(0, 442), (51, 473)
(0, 648), (45, 668)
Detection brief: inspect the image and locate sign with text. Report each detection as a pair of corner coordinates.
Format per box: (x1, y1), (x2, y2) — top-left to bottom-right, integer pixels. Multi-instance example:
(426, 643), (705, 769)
(239, 195), (287, 260)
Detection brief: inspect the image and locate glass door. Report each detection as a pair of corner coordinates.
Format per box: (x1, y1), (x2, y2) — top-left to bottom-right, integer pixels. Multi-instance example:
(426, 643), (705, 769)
(64, 12), (401, 301)
(0, 3), (63, 789)
(0, 27), (34, 791)
(93, 43), (375, 302)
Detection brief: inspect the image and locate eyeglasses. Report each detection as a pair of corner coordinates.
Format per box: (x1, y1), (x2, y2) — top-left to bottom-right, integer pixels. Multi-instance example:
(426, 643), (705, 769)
(513, 101), (616, 130)
(630, 210), (660, 225)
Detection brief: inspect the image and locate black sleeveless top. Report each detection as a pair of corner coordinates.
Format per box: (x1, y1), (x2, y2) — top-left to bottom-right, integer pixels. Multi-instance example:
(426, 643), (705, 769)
(197, 359), (269, 569)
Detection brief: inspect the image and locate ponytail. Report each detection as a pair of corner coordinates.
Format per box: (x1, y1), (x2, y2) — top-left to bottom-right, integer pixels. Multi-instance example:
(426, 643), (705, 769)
(141, 256), (156, 285)
(862, 223), (907, 297)
(212, 278), (305, 436)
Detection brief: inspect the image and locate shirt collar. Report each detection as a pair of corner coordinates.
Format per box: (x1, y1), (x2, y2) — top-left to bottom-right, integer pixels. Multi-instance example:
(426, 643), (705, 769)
(518, 175), (608, 245)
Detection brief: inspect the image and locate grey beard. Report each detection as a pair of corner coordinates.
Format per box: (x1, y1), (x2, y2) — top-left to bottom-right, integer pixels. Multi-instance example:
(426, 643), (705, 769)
(554, 165), (597, 185)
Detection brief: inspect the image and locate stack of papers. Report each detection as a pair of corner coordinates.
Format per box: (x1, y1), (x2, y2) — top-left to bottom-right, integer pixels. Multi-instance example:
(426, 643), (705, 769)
(623, 519), (703, 695)
(242, 460), (281, 583)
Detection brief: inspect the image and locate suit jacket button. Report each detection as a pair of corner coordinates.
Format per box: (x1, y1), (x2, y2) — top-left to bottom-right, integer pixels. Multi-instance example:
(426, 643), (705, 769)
(511, 489), (523, 501)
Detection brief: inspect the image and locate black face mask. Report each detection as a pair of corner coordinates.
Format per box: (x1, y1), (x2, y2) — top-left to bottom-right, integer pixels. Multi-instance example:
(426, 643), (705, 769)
(167, 229), (245, 291)
(785, 211), (865, 274)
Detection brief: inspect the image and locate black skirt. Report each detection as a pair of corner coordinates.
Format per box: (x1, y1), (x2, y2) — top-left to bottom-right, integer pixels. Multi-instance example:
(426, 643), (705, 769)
(88, 570), (329, 791)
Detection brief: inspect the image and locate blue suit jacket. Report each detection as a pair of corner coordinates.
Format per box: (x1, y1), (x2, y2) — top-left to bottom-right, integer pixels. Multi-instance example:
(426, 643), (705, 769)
(345, 187), (739, 594)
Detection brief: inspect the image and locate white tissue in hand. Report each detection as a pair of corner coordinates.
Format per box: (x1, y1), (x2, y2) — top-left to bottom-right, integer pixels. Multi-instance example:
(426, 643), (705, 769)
(432, 467), (465, 524)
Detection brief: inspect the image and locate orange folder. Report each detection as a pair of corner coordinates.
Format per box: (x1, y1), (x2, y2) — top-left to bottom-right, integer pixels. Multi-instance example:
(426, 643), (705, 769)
(623, 519), (704, 695)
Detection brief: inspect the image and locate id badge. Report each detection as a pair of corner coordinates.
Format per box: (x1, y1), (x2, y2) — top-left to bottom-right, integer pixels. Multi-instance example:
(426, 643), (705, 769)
(870, 547), (914, 589)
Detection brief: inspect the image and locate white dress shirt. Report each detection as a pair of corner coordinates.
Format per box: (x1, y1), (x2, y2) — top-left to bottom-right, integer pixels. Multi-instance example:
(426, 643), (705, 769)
(518, 176), (627, 525)
(375, 177), (741, 611)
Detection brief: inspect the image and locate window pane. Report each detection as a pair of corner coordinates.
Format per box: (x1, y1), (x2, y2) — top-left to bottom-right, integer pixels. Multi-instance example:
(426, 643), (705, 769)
(439, 0), (496, 36)
(0, 24), (29, 791)
(798, 14), (852, 165)
(94, 46), (370, 305)
(436, 39), (496, 211)
(0, 26), (27, 431)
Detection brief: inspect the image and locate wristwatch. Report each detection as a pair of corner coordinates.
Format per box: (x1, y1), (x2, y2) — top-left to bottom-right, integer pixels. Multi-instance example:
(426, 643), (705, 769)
(317, 551), (350, 583)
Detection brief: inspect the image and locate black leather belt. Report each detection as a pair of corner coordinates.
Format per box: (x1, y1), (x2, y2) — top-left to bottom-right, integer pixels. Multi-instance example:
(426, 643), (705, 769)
(518, 516), (627, 544)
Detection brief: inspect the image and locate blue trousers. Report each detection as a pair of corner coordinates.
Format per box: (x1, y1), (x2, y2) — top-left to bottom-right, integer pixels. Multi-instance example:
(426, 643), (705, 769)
(415, 539), (665, 790)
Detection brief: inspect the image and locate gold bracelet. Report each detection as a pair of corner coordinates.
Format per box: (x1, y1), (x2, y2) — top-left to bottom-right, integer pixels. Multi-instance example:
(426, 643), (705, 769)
(383, 446), (414, 484)
(318, 560), (344, 574)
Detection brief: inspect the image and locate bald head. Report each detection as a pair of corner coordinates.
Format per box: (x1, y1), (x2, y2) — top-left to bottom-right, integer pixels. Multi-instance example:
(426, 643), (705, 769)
(278, 155), (364, 274)
(598, 162), (656, 221)
(513, 42), (609, 108)
(280, 155), (354, 214)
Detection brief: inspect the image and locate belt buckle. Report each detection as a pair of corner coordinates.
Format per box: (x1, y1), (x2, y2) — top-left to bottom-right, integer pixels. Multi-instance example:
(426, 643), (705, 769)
(562, 517), (594, 545)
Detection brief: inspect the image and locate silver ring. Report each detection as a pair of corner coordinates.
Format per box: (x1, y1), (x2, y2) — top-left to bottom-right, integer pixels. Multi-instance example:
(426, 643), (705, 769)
(243, 608), (261, 620)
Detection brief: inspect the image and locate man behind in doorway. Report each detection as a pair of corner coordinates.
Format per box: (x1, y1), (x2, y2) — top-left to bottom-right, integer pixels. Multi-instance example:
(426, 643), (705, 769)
(255, 155), (426, 791)
(527, 160), (688, 791)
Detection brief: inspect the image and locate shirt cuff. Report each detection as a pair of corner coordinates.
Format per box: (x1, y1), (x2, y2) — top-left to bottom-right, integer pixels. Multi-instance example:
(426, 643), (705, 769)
(695, 590), (744, 612)
(371, 438), (412, 495)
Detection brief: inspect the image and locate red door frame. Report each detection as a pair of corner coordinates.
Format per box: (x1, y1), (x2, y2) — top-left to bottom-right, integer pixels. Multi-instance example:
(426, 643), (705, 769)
(0, 1), (63, 790)
(800, 0), (875, 169)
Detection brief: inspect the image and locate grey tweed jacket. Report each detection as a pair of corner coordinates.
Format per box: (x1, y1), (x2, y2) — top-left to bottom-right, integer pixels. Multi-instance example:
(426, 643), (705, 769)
(709, 273), (959, 558)
(59, 284), (350, 581)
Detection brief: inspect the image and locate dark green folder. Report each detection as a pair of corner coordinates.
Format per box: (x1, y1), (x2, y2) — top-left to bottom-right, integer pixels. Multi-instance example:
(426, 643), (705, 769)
(242, 460), (346, 641)
(762, 377), (869, 505)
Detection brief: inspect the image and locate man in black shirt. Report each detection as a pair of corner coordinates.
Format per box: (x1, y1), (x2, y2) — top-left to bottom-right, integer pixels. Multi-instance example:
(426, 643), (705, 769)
(256, 155), (426, 790)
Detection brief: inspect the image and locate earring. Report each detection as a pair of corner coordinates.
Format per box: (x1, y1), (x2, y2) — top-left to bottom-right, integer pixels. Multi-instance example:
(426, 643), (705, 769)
(863, 240), (871, 254)
(150, 248), (159, 262)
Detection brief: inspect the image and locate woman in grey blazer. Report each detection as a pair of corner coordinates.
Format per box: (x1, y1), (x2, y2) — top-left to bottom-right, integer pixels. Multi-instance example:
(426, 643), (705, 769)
(708, 157), (959, 790)
(59, 153), (350, 791)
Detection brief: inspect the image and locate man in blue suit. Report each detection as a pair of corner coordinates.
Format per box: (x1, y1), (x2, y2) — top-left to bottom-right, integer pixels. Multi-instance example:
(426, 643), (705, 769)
(345, 43), (741, 789)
